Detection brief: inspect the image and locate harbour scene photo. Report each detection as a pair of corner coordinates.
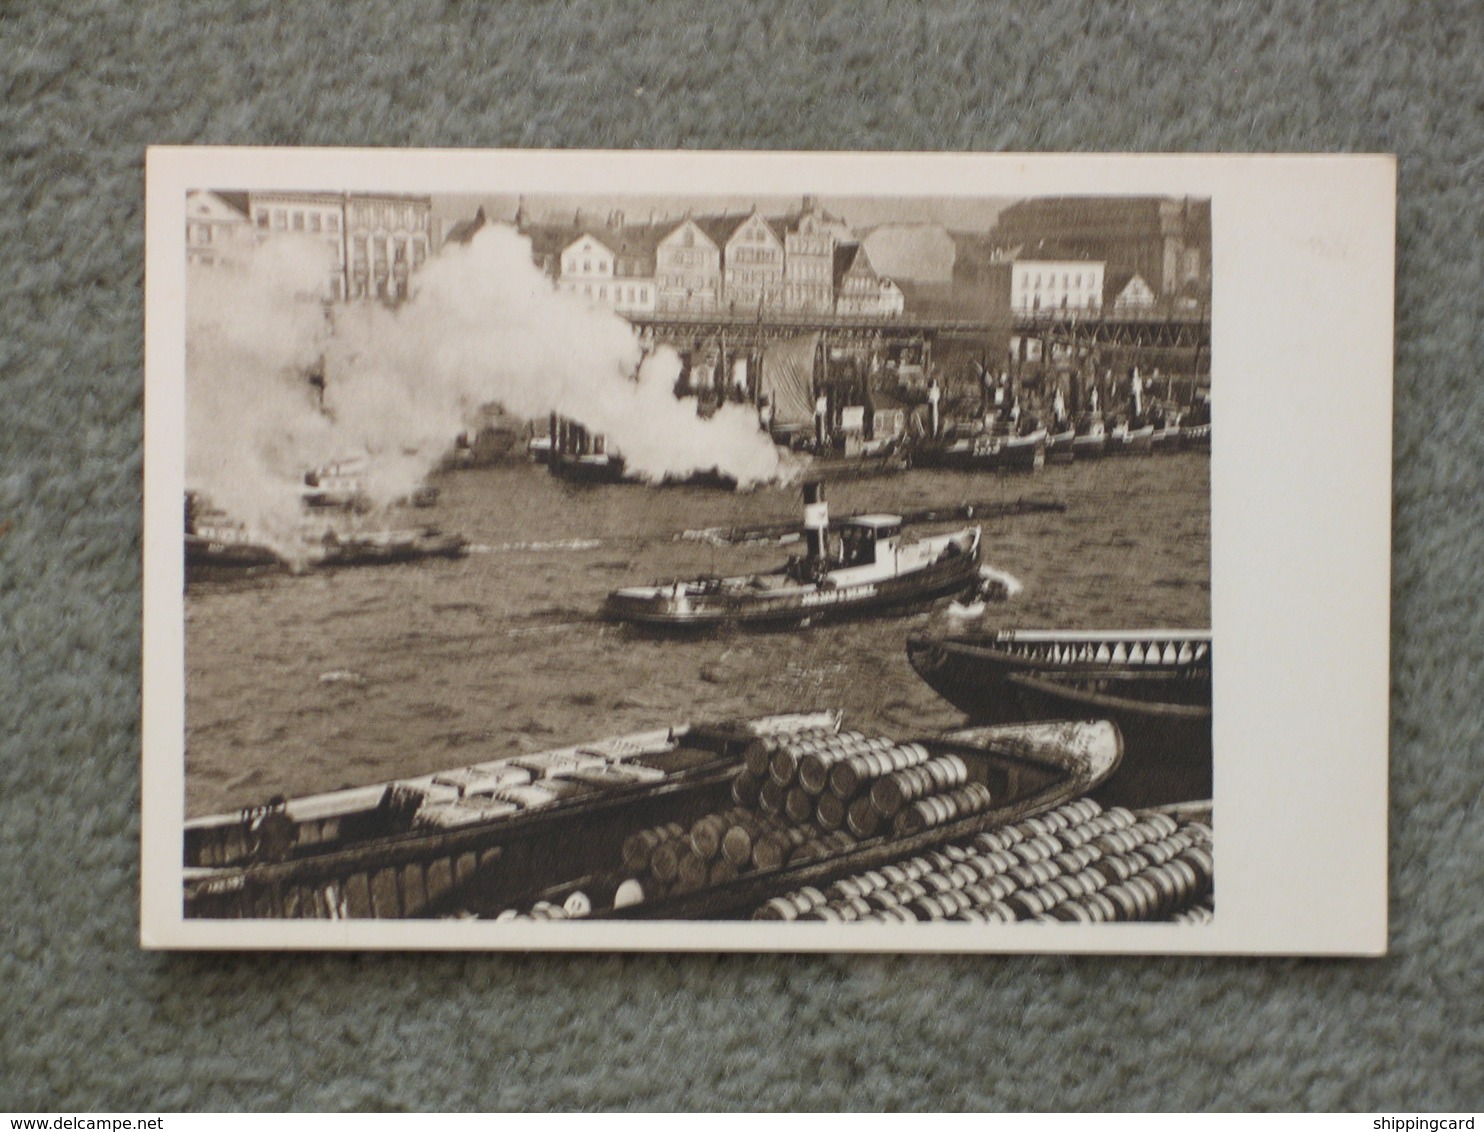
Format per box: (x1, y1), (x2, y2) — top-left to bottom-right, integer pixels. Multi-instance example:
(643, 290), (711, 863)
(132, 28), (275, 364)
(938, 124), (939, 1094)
(176, 173), (1214, 930)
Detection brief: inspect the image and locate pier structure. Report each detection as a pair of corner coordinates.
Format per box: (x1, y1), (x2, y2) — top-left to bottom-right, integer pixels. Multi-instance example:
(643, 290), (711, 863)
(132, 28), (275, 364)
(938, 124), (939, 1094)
(624, 306), (1211, 395)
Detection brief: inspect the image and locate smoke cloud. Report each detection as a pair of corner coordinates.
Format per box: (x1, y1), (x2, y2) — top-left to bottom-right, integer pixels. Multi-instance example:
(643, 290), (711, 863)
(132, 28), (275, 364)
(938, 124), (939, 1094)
(185, 222), (791, 549)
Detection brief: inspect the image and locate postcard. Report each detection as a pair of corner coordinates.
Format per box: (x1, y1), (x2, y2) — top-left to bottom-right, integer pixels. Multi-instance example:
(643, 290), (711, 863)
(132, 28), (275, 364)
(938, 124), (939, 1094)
(142, 148), (1393, 952)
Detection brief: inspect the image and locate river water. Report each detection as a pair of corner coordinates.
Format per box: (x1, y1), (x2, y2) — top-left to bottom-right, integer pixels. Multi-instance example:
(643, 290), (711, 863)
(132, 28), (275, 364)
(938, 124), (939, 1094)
(184, 454), (1209, 818)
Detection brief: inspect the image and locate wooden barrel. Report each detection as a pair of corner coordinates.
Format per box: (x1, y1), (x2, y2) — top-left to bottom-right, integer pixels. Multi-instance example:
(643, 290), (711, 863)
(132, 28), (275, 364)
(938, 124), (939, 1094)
(690, 809), (741, 861)
(785, 785), (815, 824)
(720, 812), (780, 869)
(621, 821), (684, 873)
(892, 781), (993, 837)
(649, 839), (682, 883)
(709, 858), (739, 886)
(752, 826), (813, 871)
(870, 755), (969, 818)
(828, 742), (932, 800)
(675, 847), (710, 892)
(846, 796), (883, 839)
(731, 772), (763, 809)
(758, 778), (787, 815)
(789, 829), (855, 866)
(815, 791), (846, 832)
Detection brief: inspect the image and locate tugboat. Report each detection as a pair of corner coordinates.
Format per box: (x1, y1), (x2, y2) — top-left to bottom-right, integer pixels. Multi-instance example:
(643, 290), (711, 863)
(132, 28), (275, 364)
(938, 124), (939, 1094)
(604, 484), (982, 629)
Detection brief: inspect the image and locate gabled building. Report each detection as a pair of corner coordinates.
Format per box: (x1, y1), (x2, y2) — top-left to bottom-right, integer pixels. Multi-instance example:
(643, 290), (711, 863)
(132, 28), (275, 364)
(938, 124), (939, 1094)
(1106, 270), (1156, 312)
(185, 190), (253, 270)
(782, 197), (846, 314)
(834, 243), (901, 316)
(655, 217), (723, 312)
(557, 218), (660, 314)
(722, 208), (786, 313)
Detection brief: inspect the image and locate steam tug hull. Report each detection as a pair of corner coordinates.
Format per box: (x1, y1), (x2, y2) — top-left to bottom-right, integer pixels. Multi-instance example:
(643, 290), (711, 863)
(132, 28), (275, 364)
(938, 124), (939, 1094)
(604, 548), (982, 629)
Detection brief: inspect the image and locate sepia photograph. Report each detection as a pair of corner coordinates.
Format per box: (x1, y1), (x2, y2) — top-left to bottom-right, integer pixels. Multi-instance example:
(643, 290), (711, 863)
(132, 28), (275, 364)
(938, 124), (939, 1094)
(142, 149), (1390, 952)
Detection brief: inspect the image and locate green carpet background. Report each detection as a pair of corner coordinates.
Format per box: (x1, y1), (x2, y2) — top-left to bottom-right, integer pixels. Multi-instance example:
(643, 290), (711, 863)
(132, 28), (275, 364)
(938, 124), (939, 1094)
(2, 0), (1480, 1111)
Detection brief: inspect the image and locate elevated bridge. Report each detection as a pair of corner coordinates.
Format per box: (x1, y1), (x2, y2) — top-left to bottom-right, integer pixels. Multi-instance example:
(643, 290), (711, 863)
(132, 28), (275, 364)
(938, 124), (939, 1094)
(624, 308), (1209, 351)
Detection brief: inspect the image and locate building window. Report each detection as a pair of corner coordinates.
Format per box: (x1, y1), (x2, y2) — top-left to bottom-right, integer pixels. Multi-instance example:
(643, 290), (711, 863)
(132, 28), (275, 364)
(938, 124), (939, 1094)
(327, 215), (339, 232)
(292, 212), (305, 231)
(309, 214), (321, 233)
(256, 212), (269, 229)
(273, 209), (287, 230)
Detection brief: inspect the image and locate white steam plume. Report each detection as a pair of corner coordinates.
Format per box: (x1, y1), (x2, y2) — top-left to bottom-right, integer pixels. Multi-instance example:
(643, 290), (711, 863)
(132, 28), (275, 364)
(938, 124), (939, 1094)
(185, 222), (791, 550)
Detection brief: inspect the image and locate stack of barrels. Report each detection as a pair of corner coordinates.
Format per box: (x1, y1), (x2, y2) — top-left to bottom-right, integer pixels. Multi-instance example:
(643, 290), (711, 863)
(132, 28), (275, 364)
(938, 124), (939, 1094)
(753, 798), (1214, 924)
(614, 808), (861, 901)
(605, 726), (1008, 907)
(733, 729), (996, 842)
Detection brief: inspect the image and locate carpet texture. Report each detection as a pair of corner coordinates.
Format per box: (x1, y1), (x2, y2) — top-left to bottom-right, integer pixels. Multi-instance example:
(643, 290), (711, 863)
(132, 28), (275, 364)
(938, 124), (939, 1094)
(2, 0), (1480, 1112)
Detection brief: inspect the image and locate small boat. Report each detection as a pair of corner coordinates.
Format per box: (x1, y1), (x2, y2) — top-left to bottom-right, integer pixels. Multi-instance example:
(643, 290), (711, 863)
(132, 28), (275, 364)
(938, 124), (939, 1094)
(1071, 415), (1107, 460)
(317, 528), (468, 568)
(911, 426), (1047, 473)
(185, 532), (283, 572)
(183, 711), (844, 920)
(604, 485), (982, 629)
(547, 446), (632, 485)
(905, 629), (1212, 806)
(1150, 421), (1182, 452)
(539, 718), (1123, 922)
(184, 492), (283, 573)
(1107, 422), (1155, 456)
(1044, 426), (1076, 464)
(302, 459), (372, 511)
(301, 459), (439, 511)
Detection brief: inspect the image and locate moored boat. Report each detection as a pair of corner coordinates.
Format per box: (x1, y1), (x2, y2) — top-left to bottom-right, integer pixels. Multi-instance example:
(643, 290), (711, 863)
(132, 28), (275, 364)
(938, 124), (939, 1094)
(515, 718), (1124, 922)
(1071, 415), (1107, 460)
(1180, 421), (1211, 451)
(1150, 421), (1182, 451)
(1045, 426), (1076, 464)
(1107, 422), (1155, 456)
(183, 711), (843, 919)
(905, 629), (1212, 806)
(911, 426), (1048, 472)
(604, 484), (982, 629)
(184, 492), (283, 573)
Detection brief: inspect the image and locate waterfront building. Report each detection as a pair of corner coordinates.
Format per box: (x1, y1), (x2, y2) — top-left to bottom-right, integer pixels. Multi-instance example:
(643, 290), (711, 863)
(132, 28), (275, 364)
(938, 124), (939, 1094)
(991, 196), (1209, 298)
(247, 190), (347, 300)
(722, 209), (786, 313)
(781, 197), (848, 314)
(834, 243), (901, 317)
(1107, 271), (1157, 312)
(1009, 258), (1106, 314)
(557, 218), (659, 314)
(655, 218), (723, 312)
(185, 190), (253, 270)
(343, 193), (432, 302)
